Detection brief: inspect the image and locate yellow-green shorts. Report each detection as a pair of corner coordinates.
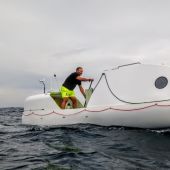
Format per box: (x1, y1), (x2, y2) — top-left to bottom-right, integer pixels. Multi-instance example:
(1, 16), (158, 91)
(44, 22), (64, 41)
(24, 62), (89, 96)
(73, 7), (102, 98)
(60, 86), (75, 98)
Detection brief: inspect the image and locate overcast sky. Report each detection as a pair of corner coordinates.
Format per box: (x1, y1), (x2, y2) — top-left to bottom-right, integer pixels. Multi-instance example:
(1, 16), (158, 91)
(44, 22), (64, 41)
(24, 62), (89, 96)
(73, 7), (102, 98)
(1, 0), (170, 107)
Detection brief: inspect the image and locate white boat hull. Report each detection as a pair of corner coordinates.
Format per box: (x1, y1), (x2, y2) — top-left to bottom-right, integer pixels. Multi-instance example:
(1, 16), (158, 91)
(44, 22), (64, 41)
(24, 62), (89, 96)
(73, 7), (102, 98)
(22, 63), (170, 129)
(22, 102), (170, 129)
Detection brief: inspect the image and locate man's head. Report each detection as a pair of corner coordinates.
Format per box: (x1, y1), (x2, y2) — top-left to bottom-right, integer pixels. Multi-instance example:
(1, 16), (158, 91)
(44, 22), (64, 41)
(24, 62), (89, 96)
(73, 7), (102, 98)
(76, 67), (83, 76)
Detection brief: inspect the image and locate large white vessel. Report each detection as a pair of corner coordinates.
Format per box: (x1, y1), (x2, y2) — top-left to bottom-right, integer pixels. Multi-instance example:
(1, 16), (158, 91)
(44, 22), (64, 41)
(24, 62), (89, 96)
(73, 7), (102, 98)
(22, 63), (170, 129)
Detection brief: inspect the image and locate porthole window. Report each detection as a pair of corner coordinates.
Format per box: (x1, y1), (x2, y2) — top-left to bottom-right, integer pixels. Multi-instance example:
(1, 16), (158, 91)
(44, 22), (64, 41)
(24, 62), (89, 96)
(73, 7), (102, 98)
(155, 76), (168, 89)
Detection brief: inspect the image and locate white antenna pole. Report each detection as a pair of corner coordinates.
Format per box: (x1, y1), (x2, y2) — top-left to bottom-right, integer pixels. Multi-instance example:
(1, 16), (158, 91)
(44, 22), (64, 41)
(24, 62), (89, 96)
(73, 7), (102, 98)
(39, 79), (46, 94)
(50, 76), (53, 92)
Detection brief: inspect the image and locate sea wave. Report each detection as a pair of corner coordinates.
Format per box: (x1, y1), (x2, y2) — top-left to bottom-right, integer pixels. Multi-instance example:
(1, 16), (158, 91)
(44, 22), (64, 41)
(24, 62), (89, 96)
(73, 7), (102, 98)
(1, 108), (170, 170)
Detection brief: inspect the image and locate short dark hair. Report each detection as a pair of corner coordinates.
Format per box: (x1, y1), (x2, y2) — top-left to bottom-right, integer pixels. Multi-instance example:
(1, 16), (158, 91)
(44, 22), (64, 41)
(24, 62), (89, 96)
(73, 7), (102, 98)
(76, 67), (83, 71)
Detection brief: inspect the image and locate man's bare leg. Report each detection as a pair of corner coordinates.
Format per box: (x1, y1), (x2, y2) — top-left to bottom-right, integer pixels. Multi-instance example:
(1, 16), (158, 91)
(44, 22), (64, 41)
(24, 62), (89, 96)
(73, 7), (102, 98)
(61, 97), (69, 109)
(70, 97), (77, 108)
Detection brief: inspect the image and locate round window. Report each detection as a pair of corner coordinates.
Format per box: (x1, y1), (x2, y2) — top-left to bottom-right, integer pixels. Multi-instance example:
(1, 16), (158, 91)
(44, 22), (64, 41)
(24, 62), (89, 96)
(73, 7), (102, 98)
(155, 76), (168, 89)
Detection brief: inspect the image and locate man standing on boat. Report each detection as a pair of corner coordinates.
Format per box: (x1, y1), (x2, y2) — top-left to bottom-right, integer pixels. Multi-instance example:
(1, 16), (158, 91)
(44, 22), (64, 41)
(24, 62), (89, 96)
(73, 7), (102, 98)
(61, 67), (94, 109)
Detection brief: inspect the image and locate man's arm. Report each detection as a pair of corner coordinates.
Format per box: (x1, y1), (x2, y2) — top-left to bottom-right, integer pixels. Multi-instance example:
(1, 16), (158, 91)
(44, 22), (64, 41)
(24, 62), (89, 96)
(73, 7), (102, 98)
(77, 76), (93, 82)
(79, 85), (86, 98)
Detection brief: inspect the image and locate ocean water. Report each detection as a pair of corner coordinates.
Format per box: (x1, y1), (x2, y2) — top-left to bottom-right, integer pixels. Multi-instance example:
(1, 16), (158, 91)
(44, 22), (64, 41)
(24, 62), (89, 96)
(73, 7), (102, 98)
(1, 108), (170, 170)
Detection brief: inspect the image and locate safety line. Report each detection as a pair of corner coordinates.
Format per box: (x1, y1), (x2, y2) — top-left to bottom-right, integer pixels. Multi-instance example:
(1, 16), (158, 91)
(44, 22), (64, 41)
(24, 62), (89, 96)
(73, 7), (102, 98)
(104, 73), (170, 104)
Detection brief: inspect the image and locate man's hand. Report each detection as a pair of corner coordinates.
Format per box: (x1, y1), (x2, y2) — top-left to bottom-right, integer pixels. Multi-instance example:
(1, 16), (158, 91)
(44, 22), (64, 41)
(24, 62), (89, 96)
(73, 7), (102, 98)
(88, 78), (94, 82)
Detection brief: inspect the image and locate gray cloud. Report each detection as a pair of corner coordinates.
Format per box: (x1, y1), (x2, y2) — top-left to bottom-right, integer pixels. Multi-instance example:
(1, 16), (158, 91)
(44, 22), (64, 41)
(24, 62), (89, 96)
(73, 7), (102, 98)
(0, 70), (47, 89)
(51, 47), (94, 58)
